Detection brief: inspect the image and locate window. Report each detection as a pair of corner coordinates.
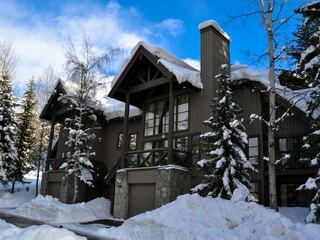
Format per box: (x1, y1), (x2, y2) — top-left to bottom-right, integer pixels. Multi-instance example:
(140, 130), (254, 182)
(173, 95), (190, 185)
(175, 136), (188, 152)
(117, 133), (123, 149)
(191, 135), (201, 165)
(250, 182), (260, 201)
(144, 94), (189, 136)
(129, 133), (137, 151)
(248, 137), (259, 165)
(117, 132), (138, 150)
(277, 136), (309, 169)
(176, 95), (189, 131)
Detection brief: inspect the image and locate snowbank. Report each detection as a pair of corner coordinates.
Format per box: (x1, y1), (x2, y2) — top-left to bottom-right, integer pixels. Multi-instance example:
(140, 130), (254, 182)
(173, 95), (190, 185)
(0, 191), (34, 209)
(279, 207), (309, 224)
(0, 170), (41, 208)
(96, 194), (320, 240)
(0, 219), (84, 240)
(8, 195), (112, 224)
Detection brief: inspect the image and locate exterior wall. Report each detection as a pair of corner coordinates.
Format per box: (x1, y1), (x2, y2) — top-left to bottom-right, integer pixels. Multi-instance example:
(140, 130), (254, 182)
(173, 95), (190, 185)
(102, 118), (142, 170)
(113, 166), (190, 219)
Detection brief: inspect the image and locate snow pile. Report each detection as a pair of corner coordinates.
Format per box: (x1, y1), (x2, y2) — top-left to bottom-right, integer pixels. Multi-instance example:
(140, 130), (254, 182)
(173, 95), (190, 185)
(279, 207), (309, 224)
(0, 170), (41, 208)
(97, 194), (320, 240)
(8, 195), (112, 224)
(112, 41), (203, 89)
(0, 191), (34, 209)
(0, 219), (84, 240)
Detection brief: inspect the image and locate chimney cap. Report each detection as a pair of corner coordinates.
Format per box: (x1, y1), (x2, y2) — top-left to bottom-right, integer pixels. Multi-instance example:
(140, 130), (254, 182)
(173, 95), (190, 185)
(198, 20), (231, 42)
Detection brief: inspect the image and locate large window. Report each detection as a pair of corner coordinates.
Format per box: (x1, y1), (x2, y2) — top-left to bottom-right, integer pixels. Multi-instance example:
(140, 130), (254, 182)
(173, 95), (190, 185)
(144, 94), (189, 136)
(248, 137), (259, 165)
(277, 136), (308, 169)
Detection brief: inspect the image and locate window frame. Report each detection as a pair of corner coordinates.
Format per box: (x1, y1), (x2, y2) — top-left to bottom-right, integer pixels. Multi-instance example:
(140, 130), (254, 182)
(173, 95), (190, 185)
(248, 136), (259, 166)
(143, 93), (190, 138)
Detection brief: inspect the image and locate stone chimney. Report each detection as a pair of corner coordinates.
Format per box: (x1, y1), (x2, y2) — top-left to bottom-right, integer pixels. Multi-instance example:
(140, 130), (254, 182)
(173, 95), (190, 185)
(199, 20), (231, 93)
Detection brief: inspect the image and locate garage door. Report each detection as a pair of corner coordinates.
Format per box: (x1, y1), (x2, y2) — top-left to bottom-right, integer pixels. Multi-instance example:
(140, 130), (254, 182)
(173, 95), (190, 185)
(128, 183), (156, 218)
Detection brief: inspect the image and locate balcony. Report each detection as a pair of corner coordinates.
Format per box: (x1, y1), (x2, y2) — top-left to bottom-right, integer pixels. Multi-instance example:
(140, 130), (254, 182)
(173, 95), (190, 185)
(125, 148), (190, 168)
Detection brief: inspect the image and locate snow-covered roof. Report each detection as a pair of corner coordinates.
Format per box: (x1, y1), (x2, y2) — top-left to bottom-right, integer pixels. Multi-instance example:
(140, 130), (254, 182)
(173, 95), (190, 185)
(231, 64), (319, 119)
(198, 20), (231, 41)
(49, 78), (141, 121)
(111, 41), (203, 89)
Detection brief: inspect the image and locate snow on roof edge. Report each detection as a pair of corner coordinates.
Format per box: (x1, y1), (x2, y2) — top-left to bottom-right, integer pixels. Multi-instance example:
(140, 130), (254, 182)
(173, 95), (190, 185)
(111, 41), (203, 90)
(198, 20), (231, 41)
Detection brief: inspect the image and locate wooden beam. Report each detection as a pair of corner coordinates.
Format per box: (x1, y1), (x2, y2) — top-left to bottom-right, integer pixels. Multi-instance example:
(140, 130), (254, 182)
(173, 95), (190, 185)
(151, 70), (161, 81)
(122, 93), (130, 168)
(128, 77), (169, 94)
(167, 80), (175, 164)
(137, 75), (146, 83)
(45, 116), (56, 171)
(147, 64), (151, 82)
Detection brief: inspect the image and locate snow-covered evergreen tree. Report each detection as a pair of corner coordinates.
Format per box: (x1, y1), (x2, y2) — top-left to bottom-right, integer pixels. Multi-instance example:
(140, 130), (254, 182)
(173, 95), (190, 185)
(0, 42), (20, 188)
(16, 79), (37, 177)
(193, 64), (256, 200)
(294, 1), (320, 224)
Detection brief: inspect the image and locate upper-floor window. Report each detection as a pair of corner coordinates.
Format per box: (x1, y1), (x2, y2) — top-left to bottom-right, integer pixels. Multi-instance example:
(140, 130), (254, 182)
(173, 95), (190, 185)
(248, 137), (259, 165)
(117, 132), (138, 150)
(144, 94), (189, 136)
(277, 136), (309, 169)
(129, 133), (138, 150)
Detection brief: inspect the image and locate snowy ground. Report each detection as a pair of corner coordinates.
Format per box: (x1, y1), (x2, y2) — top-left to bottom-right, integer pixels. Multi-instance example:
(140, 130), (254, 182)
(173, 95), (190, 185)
(0, 219), (85, 240)
(77, 194), (320, 240)
(5, 195), (112, 224)
(279, 207), (310, 224)
(0, 170), (40, 209)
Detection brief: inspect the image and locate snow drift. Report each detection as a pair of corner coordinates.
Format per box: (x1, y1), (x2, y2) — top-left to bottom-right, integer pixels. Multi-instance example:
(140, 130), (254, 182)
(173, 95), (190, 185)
(97, 194), (320, 240)
(8, 195), (112, 224)
(0, 219), (84, 240)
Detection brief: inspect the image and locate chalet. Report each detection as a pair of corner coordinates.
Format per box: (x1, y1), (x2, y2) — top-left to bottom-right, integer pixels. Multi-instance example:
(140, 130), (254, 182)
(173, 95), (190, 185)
(40, 20), (317, 219)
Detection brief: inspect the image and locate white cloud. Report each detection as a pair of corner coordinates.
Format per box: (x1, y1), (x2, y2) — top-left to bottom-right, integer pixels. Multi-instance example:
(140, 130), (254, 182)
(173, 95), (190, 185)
(0, 1), (185, 92)
(183, 58), (200, 70)
(155, 19), (184, 36)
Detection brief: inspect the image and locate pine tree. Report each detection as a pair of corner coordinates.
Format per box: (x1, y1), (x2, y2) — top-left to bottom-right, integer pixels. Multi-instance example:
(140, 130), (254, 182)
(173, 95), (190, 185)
(0, 42), (20, 189)
(16, 79), (37, 179)
(193, 64), (256, 200)
(294, 2), (320, 224)
(279, 2), (320, 89)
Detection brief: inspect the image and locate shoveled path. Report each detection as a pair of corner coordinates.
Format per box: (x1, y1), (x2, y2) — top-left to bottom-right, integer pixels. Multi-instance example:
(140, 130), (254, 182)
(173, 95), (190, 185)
(0, 211), (117, 240)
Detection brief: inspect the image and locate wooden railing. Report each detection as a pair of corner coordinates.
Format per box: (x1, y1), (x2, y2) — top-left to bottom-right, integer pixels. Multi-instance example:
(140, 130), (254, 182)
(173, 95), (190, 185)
(125, 148), (190, 168)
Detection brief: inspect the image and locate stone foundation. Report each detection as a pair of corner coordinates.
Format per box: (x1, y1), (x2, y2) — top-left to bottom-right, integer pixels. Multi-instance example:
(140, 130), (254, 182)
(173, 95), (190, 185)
(113, 165), (190, 219)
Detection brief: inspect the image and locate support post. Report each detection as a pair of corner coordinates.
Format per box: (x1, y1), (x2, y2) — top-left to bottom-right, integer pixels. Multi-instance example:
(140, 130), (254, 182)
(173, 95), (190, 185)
(122, 93), (130, 168)
(168, 80), (174, 164)
(45, 116), (56, 171)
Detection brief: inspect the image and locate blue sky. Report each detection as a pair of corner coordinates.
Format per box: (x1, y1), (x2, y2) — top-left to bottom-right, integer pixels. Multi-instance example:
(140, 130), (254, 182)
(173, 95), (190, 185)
(0, 0), (308, 91)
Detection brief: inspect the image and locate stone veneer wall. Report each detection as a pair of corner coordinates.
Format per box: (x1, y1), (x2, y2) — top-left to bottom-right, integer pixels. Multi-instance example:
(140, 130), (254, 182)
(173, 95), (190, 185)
(155, 166), (190, 208)
(113, 170), (129, 219)
(40, 172), (49, 195)
(113, 166), (190, 219)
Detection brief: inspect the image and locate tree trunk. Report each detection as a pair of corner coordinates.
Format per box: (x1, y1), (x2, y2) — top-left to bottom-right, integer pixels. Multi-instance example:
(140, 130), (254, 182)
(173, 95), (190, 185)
(73, 174), (80, 204)
(11, 181), (15, 193)
(266, 0), (278, 210)
(36, 124), (44, 197)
